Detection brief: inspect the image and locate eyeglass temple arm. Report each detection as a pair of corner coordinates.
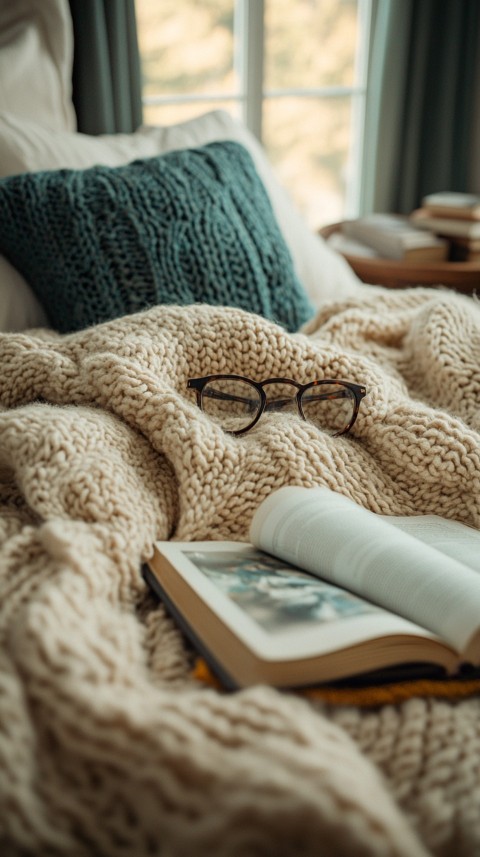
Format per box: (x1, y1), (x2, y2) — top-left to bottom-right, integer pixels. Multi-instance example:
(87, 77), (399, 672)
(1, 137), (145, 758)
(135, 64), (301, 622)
(200, 388), (259, 407)
(196, 387), (355, 411)
(300, 390), (351, 403)
(265, 390), (351, 412)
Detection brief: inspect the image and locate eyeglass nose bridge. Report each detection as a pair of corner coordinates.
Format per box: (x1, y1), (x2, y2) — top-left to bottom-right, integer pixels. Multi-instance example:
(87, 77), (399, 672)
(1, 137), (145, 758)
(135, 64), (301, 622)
(259, 377), (304, 417)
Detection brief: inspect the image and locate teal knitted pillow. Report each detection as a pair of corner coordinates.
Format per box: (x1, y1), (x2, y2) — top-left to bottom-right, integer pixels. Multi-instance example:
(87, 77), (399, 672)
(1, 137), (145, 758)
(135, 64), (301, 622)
(0, 140), (314, 333)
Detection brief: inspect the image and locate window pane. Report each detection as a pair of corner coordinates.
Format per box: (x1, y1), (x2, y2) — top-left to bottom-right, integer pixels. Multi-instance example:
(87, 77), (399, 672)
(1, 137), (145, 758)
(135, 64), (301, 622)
(265, 0), (359, 90)
(136, 0), (238, 99)
(262, 96), (353, 228)
(135, 1), (368, 224)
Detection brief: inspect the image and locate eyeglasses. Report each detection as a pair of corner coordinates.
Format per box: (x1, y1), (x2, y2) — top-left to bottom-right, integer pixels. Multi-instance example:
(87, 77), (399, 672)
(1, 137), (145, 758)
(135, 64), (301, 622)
(187, 374), (367, 437)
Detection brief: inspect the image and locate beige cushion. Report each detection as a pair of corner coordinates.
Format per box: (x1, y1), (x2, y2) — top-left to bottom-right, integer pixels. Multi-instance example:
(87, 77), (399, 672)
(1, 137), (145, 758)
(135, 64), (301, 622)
(0, 0), (76, 132)
(0, 110), (361, 331)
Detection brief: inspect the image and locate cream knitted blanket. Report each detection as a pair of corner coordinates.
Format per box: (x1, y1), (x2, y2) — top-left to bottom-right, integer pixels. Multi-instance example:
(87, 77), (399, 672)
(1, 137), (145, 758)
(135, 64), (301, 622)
(1, 285), (480, 857)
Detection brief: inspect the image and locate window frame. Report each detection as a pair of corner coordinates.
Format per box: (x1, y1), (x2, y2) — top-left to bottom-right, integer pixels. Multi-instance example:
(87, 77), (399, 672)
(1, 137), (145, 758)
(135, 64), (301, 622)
(139, 0), (373, 222)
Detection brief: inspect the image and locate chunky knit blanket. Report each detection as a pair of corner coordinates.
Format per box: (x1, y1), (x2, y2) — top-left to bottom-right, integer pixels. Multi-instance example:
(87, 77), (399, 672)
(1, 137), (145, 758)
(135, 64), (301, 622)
(1, 285), (480, 857)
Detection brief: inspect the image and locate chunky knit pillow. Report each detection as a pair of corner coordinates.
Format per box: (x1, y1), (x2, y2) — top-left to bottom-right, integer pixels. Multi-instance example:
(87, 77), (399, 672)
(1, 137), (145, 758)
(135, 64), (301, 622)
(0, 140), (314, 334)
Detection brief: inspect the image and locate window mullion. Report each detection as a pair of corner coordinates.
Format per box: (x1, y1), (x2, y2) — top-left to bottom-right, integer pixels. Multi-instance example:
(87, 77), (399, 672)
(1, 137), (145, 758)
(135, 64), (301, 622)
(345, 0), (373, 217)
(236, 0), (264, 141)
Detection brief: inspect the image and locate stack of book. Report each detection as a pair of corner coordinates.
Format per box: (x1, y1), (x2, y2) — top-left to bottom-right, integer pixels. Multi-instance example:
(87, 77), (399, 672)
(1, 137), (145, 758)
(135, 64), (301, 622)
(410, 192), (480, 262)
(336, 213), (448, 262)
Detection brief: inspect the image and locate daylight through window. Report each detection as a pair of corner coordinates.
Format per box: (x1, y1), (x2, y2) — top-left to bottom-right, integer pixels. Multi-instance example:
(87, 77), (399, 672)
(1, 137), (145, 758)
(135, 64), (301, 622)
(135, 0), (372, 228)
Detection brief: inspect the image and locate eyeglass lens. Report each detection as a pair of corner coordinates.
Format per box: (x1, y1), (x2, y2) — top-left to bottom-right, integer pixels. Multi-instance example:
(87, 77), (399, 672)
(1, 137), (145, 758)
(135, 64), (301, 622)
(300, 383), (356, 435)
(200, 377), (261, 433)
(200, 378), (357, 435)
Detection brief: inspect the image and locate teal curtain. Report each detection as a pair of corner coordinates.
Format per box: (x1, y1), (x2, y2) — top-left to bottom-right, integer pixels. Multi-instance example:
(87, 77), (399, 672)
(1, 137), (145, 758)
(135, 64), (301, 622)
(361, 0), (480, 214)
(68, 0), (143, 135)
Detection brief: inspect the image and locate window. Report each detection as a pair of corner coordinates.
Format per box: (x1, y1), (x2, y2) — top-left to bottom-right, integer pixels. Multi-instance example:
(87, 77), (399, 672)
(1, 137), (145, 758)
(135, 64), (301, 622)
(135, 0), (372, 229)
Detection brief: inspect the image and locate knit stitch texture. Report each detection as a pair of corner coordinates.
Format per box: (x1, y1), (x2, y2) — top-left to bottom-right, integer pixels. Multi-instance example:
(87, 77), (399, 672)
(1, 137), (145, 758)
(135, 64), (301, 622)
(1, 285), (480, 857)
(0, 140), (313, 333)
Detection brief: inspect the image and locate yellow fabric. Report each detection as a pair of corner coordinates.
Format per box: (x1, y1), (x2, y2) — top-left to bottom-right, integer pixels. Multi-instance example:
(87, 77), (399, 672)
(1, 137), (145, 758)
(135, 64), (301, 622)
(193, 658), (480, 707)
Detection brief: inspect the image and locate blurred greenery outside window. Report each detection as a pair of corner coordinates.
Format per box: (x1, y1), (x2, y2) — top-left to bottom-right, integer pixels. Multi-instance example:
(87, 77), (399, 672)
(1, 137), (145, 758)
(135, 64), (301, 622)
(135, 0), (371, 229)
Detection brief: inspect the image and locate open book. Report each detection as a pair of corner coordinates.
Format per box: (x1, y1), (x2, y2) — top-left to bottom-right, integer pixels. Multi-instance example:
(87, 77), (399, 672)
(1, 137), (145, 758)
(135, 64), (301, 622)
(144, 486), (480, 689)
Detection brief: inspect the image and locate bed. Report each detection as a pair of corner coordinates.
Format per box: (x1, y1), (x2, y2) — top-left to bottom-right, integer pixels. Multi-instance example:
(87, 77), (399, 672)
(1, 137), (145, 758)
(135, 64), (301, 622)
(1, 4), (480, 857)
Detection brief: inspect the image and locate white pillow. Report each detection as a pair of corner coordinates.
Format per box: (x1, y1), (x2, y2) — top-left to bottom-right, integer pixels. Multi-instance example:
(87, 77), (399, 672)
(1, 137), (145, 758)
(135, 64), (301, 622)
(0, 257), (48, 332)
(0, 0), (75, 132)
(0, 110), (361, 331)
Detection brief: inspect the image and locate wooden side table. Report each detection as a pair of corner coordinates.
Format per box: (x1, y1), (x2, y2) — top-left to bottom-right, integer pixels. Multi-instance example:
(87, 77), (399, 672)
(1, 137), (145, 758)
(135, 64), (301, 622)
(320, 223), (480, 296)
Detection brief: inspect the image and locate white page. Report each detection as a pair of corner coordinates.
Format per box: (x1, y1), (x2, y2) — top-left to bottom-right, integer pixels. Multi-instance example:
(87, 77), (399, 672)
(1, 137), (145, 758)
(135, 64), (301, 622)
(154, 541), (443, 665)
(250, 487), (480, 654)
(380, 514), (480, 573)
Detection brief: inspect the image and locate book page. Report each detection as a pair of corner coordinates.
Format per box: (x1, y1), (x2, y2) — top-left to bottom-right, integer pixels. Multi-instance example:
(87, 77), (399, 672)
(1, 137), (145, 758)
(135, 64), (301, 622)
(150, 541), (459, 684)
(165, 542), (439, 661)
(381, 514), (480, 573)
(250, 487), (480, 655)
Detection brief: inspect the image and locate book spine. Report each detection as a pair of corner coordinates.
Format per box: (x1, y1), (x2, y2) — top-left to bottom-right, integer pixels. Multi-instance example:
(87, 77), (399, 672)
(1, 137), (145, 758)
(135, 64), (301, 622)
(141, 565), (239, 689)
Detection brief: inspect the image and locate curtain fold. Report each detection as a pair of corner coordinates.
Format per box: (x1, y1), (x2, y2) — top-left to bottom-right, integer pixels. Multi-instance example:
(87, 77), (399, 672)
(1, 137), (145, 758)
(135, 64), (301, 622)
(68, 0), (143, 135)
(361, 0), (480, 214)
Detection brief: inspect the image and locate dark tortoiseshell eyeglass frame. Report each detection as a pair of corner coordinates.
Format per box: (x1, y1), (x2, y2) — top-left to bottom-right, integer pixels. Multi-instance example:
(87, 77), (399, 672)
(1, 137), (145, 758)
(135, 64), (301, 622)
(187, 374), (367, 437)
